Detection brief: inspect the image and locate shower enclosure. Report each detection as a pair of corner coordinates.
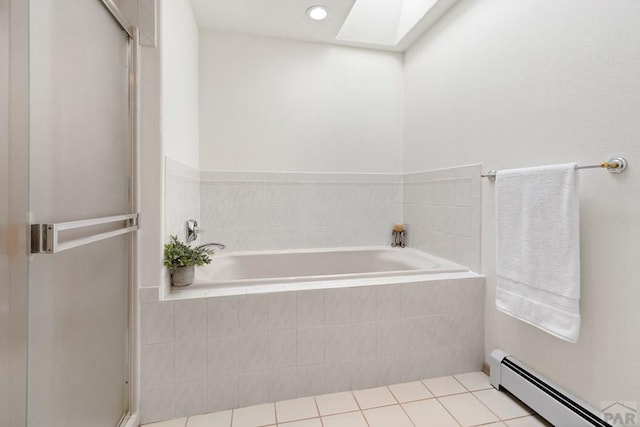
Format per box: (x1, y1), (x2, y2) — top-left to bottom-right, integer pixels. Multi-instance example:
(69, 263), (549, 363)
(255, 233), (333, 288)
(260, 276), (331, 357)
(2, 0), (140, 425)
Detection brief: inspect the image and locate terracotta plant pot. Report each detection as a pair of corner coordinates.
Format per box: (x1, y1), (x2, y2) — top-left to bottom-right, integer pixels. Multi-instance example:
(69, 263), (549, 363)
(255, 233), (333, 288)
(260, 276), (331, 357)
(171, 265), (195, 287)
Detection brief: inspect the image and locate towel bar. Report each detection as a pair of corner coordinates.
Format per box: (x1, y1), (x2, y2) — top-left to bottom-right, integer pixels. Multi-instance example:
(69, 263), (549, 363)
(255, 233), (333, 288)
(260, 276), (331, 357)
(481, 157), (627, 182)
(31, 213), (139, 254)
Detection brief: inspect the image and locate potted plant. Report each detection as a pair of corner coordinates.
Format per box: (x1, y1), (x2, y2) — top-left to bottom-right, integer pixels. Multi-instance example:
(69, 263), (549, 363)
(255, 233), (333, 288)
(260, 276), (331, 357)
(163, 235), (214, 287)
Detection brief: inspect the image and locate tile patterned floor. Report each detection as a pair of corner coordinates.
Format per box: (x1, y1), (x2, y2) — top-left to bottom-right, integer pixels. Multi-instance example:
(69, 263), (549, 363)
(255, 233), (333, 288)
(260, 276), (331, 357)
(143, 372), (551, 427)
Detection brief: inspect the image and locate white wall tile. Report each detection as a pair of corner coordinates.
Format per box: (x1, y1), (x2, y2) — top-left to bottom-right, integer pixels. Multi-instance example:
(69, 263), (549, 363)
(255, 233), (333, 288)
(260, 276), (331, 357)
(207, 336), (238, 377)
(351, 287), (377, 323)
(238, 294), (269, 335)
(208, 375), (238, 412)
(199, 173), (403, 251)
(264, 183), (299, 203)
(324, 361), (353, 393)
(174, 339), (207, 382)
(141, 342), (175, 387)
(376, 320), (403, 357)
(349, 358), (377, 390)
(416, 316), (439, 350)
(401, 166), (481, 271)
(269, 329), (297, 369)
(297, 290), (324, 328)
(404, 318), (424, 353)
(139, 287), (160, 304)
(268, 367), (298, 402)
(376, 356), (403, 386)
(269, 292), (297, 330)
(264, 204), (298, 228)
(325, 288), (351, 326)
(351, 322), (377, 360)
(239, 333), (269, 373)
(297, 327), (325, 366)
(174, 380), (207, 417)
(175, 299), (207, 341)
(142, 274), (484, 421)
(238, 372), (269, 407)
(400, 283), (426, 318)
(376, 285), (402, 321)
(296, 364), (325, 397)
(140, 383), (175, 424)
(207, 296), (238, 337)
(325, 325), (351, 362)
(400, 352), (431, 383)
(141, 302), (174, 345)
(424, 350), (456, 380)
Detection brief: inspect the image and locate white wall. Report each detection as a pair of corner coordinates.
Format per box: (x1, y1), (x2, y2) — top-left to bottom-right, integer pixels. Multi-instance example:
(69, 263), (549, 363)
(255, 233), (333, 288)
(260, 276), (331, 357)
(404, 0), (640, 408)
(160, 0), (199, 170)
(199, 31), (404, 173)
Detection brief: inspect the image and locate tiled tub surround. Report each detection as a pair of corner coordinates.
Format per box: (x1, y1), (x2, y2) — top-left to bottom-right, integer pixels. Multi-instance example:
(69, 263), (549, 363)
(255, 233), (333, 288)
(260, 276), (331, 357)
(164, 164), (481, 272)
(165, 158), (201, 242)
(403, 165), (482, 272)
(198, 171), (403, 252)
(138, 275), (485, 424)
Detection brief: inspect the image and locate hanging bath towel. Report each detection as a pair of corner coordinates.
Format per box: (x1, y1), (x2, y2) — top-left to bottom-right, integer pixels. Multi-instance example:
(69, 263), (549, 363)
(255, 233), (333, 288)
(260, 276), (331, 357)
(495, 163), (581, 343)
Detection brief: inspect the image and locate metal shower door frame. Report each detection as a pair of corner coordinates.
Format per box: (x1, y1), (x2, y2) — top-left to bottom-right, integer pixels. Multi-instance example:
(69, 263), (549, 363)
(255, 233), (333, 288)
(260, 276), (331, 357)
(26, 1), (141, 424)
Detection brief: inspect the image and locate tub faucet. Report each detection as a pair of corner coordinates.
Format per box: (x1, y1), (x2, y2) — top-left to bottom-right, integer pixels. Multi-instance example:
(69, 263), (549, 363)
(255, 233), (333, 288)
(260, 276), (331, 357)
(196, 242), (226, 251)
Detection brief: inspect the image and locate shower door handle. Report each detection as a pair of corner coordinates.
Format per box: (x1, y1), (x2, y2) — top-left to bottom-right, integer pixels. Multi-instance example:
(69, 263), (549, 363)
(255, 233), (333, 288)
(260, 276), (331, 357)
(30, 213), (139, 254)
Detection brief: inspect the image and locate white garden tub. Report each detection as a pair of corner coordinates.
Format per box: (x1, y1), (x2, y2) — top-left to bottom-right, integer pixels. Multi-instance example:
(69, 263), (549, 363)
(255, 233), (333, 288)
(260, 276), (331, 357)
(181, 247), (470, 297)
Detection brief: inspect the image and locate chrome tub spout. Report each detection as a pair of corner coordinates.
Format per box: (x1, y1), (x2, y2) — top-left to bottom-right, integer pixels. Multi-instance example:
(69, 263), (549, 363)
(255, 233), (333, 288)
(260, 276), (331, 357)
(196, 242), (226, 251)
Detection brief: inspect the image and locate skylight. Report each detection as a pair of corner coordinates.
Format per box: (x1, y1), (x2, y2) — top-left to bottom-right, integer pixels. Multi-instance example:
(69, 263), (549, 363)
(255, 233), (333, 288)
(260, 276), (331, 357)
(336, 0), (439, 46)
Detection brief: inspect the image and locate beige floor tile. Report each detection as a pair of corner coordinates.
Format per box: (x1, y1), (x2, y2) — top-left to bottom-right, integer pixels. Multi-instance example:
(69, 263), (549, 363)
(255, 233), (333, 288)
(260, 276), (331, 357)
(439, 393), (500, 426)
(422, 376), (467, 397)
(187, 410), (232, 427)
(275, 397), (319, 423)
(505, 415), (551, 427)
(403, 399), (459, 427)
(315, 392), (359, 416)
(363, 405), (414, 427)
(144, 418), (187, 427)
(232, 403), (276, 427)
(454, 372), (492, 392)
(474, 389), (531, 419)
(389, 381), (434, 403)
(322, 411), (368, 427)
(353, 386), (397, 409)
(278, 418), (322, 427)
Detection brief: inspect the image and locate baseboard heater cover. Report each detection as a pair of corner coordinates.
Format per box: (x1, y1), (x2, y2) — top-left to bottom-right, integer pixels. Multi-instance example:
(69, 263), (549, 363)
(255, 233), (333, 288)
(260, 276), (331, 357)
(490, 349), (611, 427)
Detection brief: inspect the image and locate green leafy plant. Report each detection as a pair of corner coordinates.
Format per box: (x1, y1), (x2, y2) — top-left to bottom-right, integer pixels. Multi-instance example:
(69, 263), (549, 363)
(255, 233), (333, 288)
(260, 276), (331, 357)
(163, 235), (214, 271)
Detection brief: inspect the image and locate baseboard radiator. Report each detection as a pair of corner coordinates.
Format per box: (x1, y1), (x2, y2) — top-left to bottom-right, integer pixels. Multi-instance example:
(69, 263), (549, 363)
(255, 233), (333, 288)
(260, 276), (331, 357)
(490, 349), (611, 426)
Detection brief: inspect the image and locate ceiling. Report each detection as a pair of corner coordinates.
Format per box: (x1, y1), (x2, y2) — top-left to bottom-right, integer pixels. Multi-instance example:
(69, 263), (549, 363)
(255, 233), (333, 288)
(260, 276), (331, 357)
(189, 0), (458, 52)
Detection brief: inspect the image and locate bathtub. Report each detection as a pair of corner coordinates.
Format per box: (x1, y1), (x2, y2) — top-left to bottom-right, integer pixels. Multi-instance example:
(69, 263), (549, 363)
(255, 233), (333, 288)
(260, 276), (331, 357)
(180, 246), (470, 298)
(157, 247), (484, 417)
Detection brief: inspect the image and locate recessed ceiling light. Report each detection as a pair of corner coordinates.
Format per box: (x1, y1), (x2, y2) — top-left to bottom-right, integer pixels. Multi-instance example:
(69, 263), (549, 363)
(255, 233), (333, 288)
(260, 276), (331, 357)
(307, 5), (329, 21)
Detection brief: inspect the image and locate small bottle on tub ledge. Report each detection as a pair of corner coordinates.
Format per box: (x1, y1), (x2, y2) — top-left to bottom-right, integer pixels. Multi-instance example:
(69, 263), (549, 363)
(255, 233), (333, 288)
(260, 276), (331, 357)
(392, 224), (405, 248)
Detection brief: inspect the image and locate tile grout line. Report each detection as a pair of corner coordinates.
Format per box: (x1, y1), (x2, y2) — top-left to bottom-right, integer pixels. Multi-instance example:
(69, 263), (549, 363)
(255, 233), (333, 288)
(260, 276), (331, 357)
(466, 389), (506, 423)
(312, 396), (325, 427)
(433, 395), (463, 427)
(385, 385), (416, 427)
(350, 390), (372, 427)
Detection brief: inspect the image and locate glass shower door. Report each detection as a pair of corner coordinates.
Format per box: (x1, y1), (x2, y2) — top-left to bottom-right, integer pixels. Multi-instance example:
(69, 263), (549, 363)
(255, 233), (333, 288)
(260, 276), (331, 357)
(28, 0), (134, 425)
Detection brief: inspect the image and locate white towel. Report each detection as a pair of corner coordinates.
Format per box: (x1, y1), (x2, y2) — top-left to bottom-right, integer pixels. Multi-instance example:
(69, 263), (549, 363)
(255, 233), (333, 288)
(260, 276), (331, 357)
(495, 163), (581, 343)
